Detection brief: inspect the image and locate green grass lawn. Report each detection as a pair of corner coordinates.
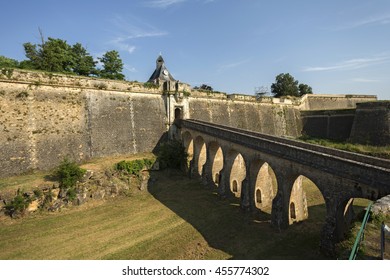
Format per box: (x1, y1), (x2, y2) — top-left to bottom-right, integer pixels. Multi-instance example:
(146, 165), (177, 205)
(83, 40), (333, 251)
(0, 169), (333, 260)
(298, 136), (390, 159)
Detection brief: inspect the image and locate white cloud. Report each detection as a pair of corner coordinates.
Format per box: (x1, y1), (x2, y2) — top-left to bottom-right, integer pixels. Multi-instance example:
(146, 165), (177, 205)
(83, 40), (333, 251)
(218, 59), (251, 72)
(112, 41), (136, 54)
(124, 64), (137, 73)
(351, 78), (380, 83)
(108, 15), (168, 54)
(146, 0), (214, 8)
(337, 13), (390, 30)
(146, 0), (186, 8)
(303, 55), (390, 72)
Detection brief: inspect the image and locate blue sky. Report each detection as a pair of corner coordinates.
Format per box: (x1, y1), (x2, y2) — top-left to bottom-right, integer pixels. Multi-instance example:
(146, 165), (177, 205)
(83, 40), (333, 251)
(1, 0), (390, 99)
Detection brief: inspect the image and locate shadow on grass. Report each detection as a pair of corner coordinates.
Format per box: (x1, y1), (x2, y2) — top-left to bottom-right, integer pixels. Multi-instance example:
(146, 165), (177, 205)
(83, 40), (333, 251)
(148, 169), (329, 260)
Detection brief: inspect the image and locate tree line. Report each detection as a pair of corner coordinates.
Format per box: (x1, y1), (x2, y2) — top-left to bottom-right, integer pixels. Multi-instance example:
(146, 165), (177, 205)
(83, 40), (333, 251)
(0, 32), (125, 80)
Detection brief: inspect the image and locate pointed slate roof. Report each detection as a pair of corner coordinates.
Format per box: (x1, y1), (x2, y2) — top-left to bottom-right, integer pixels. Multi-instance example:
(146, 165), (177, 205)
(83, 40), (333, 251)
(148, 55), (175, 83)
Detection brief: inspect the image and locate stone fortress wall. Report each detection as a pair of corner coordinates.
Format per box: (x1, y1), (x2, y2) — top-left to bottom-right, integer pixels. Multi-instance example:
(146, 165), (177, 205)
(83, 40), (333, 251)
(0, 68), (385, 177)
(0, 70), (168, 177)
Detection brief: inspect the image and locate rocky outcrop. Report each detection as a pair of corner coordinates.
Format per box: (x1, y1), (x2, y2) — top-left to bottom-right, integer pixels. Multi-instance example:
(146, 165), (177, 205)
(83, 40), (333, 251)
(0, 168), (151, 218)
(372, 195), (390, 216)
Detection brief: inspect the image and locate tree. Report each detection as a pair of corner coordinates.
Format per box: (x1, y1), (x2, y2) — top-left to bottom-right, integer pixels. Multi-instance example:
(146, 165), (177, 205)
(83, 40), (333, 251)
(98, 50), (125, 80)
(298, 83), (313, 95)
(0, 55), (19, 68)
(271, 73), (299, 97)
(71, 43), (97, 76)
(271, 73), (313, 97)
(255, 86), (269, 99)
(23, 37), (74, 72)
(194, 84), (213, 91)
(23, 42), (41, 69)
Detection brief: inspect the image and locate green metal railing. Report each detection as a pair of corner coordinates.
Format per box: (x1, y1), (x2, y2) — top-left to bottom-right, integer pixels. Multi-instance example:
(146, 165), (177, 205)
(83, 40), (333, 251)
(349, 202), (373, 260)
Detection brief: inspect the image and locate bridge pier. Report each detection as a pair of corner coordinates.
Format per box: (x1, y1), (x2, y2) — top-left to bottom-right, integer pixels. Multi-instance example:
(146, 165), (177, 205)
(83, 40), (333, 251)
(320, 197), (338, 256)
(271, 171), (295, 230)
(201, 147), (216, 187)
(240, 178), (250, 211)
(218, 167), (229, 198)
(320, 195), (355, 257)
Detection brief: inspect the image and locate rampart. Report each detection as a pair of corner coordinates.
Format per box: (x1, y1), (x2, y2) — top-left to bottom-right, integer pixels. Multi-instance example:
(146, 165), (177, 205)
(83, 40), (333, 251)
(349, 101), (390, 146)
(0, 69), (380, 177)
(0, 70), (168, 176)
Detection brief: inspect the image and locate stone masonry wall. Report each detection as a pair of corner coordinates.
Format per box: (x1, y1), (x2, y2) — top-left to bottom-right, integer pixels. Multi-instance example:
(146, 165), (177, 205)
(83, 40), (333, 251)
(0, 70), (167, 177)
(349, 101), (390, 146)
(188, 97), (302, 137)
(300, 109), (356, 141)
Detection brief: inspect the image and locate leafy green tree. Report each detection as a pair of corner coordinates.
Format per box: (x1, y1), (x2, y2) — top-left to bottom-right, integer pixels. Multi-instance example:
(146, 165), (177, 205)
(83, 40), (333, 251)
(0, 55), (19, 68)
(55, 158), (86, 189)
(98, 50), (125, 80)
(23, 42), (41, 69)
(157, 140), (187, 169)
(298, 83), (313, 95)
(71, 43), (97, 76)
(40, 38), (74, 72)
(194, 84), (213, 91)
(271, 73), (313, 97)
(271, 73), (299, 97)
(23, 38), (74, 72)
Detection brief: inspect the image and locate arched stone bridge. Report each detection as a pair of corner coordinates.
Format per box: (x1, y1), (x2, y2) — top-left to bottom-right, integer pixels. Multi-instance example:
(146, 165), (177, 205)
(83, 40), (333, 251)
(179, 119), (390, 256)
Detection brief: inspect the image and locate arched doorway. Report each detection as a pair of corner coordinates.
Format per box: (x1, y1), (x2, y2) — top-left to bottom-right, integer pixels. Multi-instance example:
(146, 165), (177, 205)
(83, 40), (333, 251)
(229, 152), (246, 198)
(252, 161), (278, 213)
(174, 107), (182, 120)
(289, 175), (325, 225)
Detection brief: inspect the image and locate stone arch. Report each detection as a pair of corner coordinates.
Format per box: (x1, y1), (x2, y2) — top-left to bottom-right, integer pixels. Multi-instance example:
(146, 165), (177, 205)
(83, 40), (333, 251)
(194, 136), (207, 176)
(251, 160), (278, 212)
(228, 151), (246, 198)
(288, 175), (325, 225)
(208, 141), (224, 186)
(335, 197), (373, 242)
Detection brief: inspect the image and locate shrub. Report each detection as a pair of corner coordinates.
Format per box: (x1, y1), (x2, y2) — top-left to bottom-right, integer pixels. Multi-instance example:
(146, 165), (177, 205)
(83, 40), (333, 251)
(33, 188), (43, 199)
(66, 187), (77, 201)
(157, 140), (187, 169)
(95, 82), (108, 90)
(55, 158), (86, 189)
(115, 158), (155, 177)
(4, 189), (31, 217)
(143, 82), (159, 89)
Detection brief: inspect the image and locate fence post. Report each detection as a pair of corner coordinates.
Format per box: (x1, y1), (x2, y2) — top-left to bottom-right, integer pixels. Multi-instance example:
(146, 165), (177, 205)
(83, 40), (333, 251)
(381, 222), (385, 260)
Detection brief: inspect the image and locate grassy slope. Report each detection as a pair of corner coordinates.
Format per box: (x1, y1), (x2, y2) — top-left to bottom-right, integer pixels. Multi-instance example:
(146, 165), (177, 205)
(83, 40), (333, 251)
(0, 168), (332, 260)
(298, 137), (390, 159)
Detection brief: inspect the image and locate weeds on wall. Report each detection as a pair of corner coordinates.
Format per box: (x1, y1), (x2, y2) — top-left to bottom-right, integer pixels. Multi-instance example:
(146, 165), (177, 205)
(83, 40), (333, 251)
(1, 68), (14, 79)
(143, 82), (159, 89)
(94, 82), (108, 90)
